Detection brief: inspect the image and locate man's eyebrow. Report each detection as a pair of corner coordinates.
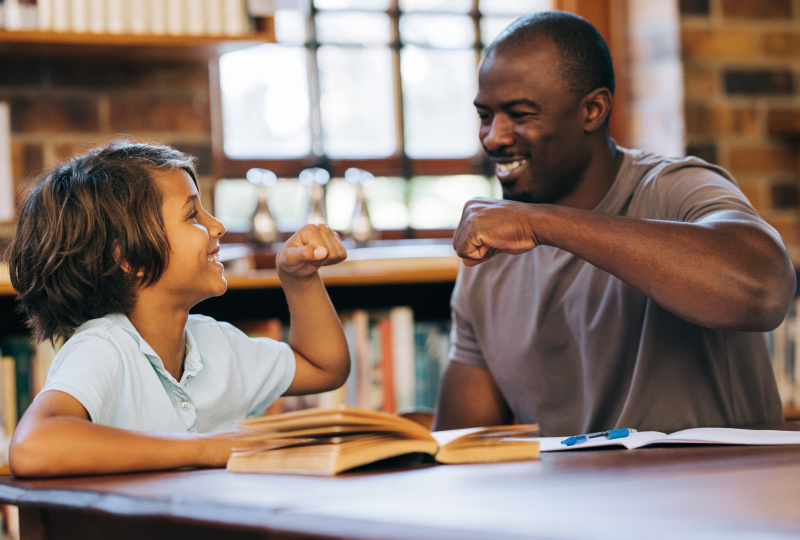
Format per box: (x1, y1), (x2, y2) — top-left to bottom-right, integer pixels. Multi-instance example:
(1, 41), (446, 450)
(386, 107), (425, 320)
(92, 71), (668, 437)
(504, 99), (540, 110)
(473, 99), (541, 110)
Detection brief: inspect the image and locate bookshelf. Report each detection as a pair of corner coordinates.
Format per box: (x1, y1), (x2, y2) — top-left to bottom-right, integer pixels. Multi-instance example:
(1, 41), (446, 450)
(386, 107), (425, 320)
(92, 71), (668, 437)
(196, 240), (459, 323)
(0, 28), (274, 61)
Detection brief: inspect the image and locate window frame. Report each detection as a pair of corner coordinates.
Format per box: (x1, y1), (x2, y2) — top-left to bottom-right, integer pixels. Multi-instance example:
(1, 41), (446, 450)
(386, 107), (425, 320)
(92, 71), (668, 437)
(208, 0), (627, 236)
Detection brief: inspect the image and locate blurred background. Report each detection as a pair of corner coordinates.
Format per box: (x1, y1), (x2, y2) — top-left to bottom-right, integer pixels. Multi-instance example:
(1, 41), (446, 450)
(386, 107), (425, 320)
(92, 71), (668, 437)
(0, 0), (798, 263)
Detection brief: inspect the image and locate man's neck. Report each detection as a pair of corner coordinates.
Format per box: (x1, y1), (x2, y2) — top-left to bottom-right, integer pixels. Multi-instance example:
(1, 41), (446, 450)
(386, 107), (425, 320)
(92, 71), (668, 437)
(559, 138), (622, 211)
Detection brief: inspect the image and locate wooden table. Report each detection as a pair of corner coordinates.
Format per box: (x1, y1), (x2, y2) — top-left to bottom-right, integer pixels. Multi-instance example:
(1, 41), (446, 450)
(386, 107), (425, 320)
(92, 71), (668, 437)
(2, 438), (800, 540)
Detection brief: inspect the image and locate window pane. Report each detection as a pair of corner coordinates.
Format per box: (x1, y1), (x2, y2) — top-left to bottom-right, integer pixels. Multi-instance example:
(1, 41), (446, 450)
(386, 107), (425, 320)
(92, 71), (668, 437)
(220, 45), (310, 158)
(399, 0), (471, 13)
(399, 14), (474, 48)
(274, 9), (308, 45)
(409, 175), (498, 229)
(479, 0), (552, 14)
(215, 178), (310, 233)
(315, 0), (390, 10)
(316, 12), (390, 45)
(365, 177), (409, 229)
(325, 178), (355, 231)
(402, 46), (478, 157)
(480, 16), (521, 45)
(318, 45), (396, 157)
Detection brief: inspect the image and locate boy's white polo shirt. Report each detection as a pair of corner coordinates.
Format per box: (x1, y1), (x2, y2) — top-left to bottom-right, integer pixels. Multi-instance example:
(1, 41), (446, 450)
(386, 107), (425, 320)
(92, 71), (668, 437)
(40, 313), (296, 433)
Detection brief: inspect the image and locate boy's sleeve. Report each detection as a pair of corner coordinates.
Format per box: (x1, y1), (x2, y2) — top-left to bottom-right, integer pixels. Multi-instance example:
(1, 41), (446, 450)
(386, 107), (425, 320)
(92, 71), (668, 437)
(40, 334), (124, 425)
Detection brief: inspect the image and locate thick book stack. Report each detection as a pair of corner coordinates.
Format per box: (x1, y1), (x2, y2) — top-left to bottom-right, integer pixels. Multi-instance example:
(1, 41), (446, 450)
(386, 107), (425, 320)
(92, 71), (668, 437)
(1, 0), (259, 36)
(233, 306), (451, 417)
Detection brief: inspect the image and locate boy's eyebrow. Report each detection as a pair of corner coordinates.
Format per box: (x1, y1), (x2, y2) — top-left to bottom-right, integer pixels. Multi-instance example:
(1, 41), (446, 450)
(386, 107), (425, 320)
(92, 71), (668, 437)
(182, 194), (200, 208)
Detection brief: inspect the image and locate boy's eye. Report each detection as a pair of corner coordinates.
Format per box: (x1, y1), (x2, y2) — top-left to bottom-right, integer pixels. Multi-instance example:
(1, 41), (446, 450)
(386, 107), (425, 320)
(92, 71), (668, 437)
(188, 210), (198, 220)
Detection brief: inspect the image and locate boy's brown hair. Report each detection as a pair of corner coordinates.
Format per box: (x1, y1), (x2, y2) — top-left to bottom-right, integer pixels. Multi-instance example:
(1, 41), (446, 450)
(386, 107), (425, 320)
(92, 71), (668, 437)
(7, 140), (198, 344)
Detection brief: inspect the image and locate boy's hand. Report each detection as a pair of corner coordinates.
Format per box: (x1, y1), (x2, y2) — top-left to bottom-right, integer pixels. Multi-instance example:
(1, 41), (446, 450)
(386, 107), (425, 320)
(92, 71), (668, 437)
(276, 224), (347, 278)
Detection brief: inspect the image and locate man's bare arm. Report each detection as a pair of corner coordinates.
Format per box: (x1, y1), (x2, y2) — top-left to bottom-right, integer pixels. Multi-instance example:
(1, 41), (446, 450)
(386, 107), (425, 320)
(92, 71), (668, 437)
(455, 199), (795, 331)
(433, 362), (512, 431)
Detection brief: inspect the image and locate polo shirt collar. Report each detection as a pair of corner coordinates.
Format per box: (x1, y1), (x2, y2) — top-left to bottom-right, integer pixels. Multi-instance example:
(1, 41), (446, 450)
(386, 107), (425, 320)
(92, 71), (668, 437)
(106, 313), (204, 382)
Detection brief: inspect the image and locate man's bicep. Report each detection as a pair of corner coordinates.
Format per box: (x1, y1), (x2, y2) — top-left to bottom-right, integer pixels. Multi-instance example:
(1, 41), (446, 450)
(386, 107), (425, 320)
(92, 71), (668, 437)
(433, 361), (512, 431)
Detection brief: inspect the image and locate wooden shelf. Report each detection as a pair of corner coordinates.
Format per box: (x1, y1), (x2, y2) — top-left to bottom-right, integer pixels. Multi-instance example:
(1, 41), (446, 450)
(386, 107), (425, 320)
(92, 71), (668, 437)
(0, 29), (274, 61)
(228, 256), (461, 290)
(0, 242), (461, 297)
(230, 241), (461, 289)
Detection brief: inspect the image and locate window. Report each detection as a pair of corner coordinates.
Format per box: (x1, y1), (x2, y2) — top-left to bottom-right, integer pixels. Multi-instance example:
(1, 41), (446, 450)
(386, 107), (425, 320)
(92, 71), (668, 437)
(214, 0), (553, 237)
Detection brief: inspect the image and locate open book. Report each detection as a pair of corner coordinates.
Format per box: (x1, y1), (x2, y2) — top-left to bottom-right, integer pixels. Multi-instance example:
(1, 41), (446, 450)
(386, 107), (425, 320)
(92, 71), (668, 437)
(226, 406), (540, 476)
(534, 427), (800, 452)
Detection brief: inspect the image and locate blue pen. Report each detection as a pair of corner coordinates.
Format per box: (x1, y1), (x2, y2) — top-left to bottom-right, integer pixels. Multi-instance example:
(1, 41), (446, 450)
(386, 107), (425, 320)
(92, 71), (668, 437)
(560, 428), (637, 447)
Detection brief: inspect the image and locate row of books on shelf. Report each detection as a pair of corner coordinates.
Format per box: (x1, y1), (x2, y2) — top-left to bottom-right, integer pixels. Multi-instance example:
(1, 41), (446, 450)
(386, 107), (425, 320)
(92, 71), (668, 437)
(766, 295), (800, 412)
(237, 307), (451, 416)
(0, 0), (270, 37)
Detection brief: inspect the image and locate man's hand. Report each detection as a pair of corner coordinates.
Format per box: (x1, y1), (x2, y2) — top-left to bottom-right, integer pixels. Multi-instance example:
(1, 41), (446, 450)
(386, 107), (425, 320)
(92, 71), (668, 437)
(454, 198), (541, 266)
(276, 224), (347, 278)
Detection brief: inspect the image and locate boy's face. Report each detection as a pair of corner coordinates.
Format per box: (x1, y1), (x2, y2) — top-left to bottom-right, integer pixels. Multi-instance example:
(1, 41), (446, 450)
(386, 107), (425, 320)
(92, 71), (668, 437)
(148, 169), (227, 308)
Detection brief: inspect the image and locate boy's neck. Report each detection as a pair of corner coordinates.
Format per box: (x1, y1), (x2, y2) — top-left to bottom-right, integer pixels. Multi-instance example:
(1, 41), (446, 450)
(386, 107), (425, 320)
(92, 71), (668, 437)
(127, 301), (190, 381)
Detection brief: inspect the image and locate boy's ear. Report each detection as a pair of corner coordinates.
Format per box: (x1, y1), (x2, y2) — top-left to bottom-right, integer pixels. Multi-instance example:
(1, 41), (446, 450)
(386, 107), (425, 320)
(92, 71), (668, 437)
(114, 245), (144, 277)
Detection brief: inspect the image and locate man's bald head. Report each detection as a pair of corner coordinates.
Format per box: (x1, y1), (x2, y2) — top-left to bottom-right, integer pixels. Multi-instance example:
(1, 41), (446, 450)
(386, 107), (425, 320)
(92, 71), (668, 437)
(483, 10), (615, 99)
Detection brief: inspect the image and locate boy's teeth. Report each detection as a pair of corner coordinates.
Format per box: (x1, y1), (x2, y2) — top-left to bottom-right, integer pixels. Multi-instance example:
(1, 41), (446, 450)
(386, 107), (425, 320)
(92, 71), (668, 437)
(208, 253), (220, 263)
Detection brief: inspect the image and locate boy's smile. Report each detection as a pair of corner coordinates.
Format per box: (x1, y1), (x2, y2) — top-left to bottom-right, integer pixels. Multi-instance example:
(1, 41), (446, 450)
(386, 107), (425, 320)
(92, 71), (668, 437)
(147, 169), (227, 309)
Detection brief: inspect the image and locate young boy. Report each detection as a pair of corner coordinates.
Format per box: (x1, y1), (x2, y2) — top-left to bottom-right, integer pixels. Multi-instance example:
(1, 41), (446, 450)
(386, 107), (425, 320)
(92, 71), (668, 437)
(6, 140), (351, 477)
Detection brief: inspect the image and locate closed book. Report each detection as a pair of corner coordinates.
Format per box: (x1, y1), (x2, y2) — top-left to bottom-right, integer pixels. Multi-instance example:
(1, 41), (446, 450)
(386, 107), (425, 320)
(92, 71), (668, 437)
(227, 406), (540, 476)
(378, 316), (394, 413)
(0, 356), (17, 437)
(0, 338), (34, 423)
(389, 306), (414, 413)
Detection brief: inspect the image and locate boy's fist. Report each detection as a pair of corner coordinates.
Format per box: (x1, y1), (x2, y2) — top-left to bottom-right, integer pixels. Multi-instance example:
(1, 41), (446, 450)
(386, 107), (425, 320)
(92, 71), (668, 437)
(276, 224), (347, 278)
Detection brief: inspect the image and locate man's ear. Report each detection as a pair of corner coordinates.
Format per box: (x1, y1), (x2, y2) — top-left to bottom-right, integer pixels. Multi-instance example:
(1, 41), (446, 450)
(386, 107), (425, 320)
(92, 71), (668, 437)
(581, 87), (613, 133)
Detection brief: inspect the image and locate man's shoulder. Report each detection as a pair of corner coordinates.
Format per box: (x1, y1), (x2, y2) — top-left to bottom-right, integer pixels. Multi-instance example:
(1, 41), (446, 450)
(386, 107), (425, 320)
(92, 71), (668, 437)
(621, 146), (735, 184)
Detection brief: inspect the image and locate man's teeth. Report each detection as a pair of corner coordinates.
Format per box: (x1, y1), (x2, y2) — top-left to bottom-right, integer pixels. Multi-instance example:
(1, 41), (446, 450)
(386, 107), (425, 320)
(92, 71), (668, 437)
(208, 253), (220, 263)
(497, 160), (527, 173)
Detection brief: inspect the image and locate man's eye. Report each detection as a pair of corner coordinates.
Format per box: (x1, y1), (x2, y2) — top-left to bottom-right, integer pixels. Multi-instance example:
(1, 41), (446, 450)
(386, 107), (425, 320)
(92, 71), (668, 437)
(188, 210), (198, 220)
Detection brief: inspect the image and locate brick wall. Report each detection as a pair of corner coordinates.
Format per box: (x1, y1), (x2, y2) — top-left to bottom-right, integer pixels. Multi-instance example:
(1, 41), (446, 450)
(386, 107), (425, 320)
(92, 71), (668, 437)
(679, 0), (800, 264)
(0, 56), (214, 240)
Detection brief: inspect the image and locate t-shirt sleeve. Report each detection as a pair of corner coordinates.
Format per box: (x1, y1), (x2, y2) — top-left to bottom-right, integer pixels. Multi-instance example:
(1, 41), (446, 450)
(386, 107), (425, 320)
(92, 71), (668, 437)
(652, 160), (759, 223)
(449, 271), (488, 370)
(40, 334), (124, 425)
(215, 321), (296, 416)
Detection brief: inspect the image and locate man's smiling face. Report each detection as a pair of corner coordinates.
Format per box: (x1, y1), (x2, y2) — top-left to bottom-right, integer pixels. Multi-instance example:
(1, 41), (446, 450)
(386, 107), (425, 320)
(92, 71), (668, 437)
(475, 37), (592, 206)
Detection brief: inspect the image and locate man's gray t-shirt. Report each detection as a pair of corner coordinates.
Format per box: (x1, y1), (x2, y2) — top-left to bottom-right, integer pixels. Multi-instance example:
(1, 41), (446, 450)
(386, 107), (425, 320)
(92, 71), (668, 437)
(450, 146), (784, 436)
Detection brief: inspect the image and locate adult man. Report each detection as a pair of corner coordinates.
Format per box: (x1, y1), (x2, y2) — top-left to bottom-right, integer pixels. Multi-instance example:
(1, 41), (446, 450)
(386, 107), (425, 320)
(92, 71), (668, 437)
(434, 11), (795, 435)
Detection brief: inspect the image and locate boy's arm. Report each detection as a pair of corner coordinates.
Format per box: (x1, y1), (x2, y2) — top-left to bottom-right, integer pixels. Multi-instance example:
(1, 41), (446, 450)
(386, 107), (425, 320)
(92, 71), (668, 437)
(277, 224), (351, 395)
(9, 390), (243, 478)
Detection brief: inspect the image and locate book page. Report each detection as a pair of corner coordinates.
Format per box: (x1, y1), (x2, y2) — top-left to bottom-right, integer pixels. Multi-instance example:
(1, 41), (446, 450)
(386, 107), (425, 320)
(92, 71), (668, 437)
(534, 431), (667, 452)
(658, 427), (800, 446)
(529, 428), (800, 452)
